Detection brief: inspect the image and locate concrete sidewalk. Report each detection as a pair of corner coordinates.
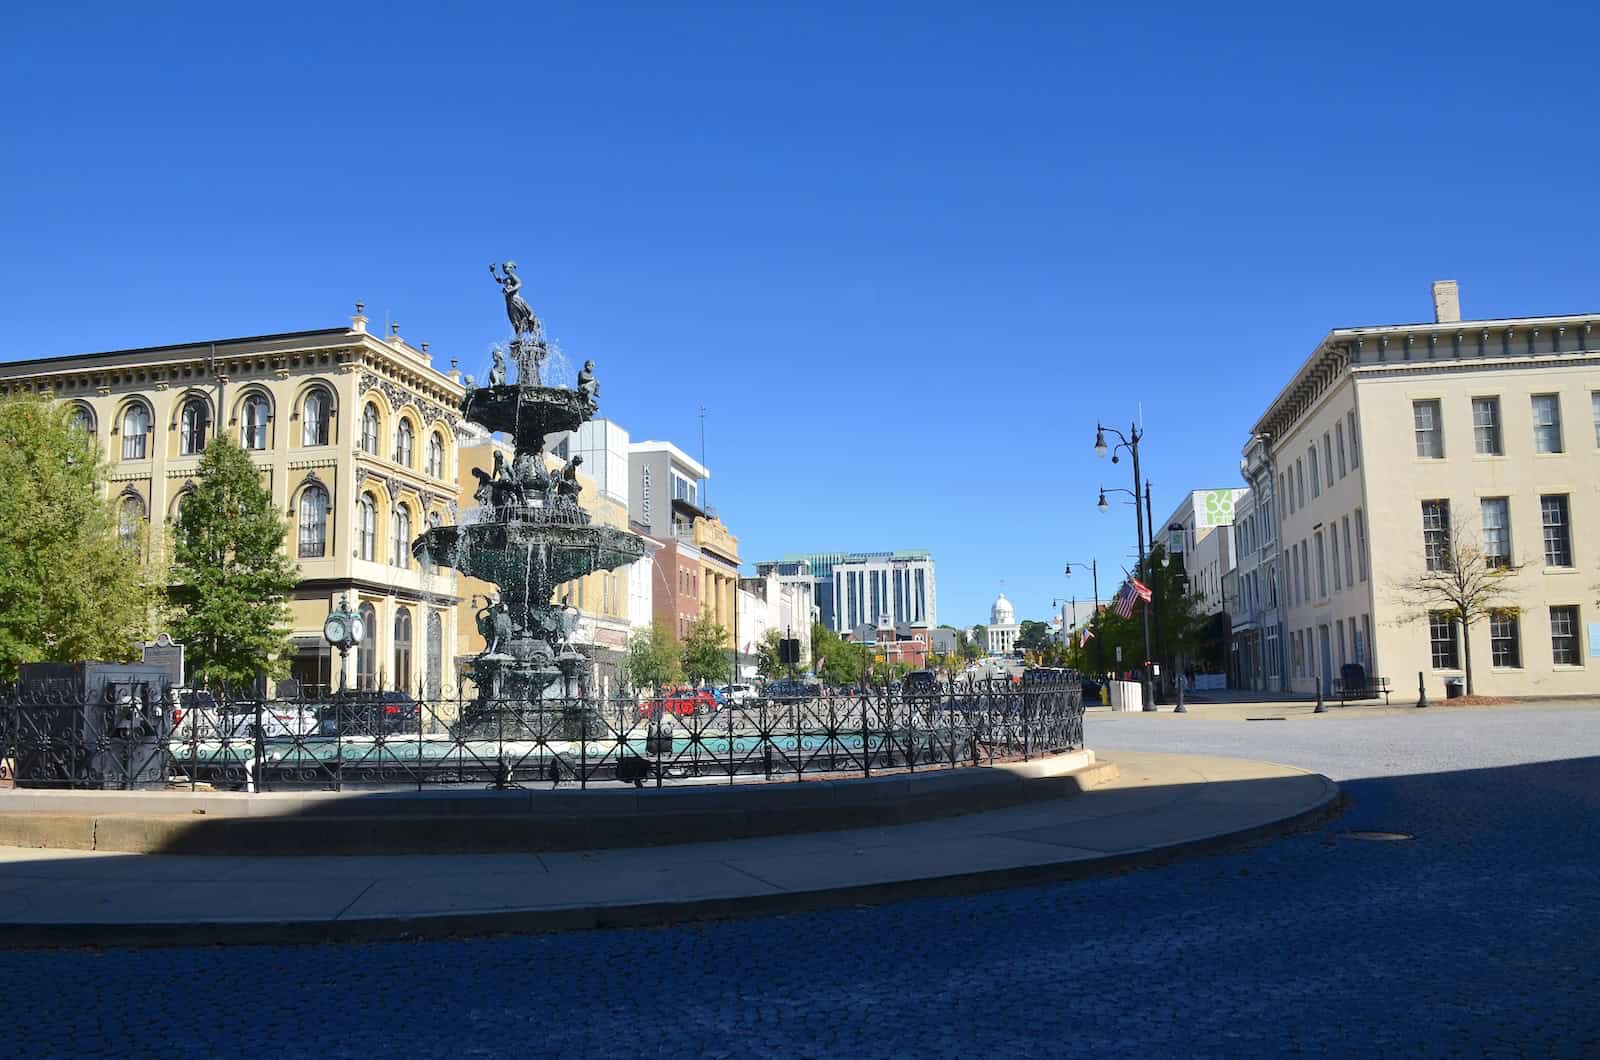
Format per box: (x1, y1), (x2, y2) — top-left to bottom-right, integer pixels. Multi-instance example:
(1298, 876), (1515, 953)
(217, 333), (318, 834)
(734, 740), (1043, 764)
(0, 751), (1337, 946)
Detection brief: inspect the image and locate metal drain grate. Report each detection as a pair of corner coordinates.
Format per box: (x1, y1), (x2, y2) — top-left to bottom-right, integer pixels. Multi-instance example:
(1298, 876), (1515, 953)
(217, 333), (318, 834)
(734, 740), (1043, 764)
(1341, 830), (1416, 842)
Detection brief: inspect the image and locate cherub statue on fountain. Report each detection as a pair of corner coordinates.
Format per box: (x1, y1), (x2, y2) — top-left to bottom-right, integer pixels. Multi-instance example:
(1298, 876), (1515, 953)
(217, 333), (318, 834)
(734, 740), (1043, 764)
(577, 359), (599, 406)
(486, 346), (508, 388)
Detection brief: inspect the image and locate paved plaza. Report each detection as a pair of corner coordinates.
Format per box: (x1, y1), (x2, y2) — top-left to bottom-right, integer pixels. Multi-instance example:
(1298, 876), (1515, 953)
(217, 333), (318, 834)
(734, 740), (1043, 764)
(2, 704), (1597, 1057)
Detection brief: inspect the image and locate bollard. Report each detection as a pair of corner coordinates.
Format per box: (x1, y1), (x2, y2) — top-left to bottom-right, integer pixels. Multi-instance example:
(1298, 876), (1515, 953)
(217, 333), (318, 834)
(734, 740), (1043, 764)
(1314, 684), (1327, 713)
(1416, 670), (1429, 708)
(1174, 680), (1186, 713)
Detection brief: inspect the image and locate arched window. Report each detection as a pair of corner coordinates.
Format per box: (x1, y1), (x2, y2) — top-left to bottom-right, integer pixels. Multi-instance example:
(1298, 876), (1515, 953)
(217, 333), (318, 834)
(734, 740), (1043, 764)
(297, 484), (329, 558)
(121, 403), (150, 460)
(240, 393), (270, 450)
(391, 505), (412, 568)
(356, 602), (377, 690)
(360, 402), (380, 455)
(425, 432), (444, 478)
(393, 608), (414, 693)
(421, 510), (441, 573)
(425, 610), (443, 699)
(394, 419), (414, 467)
(170, 491), (193, 549)
(70, 404), (96, 435)
(302, 388), (332, 447)
(356, 493), (376, 561)
(179, 397), (209, 455)
(118, 495), (145, 555)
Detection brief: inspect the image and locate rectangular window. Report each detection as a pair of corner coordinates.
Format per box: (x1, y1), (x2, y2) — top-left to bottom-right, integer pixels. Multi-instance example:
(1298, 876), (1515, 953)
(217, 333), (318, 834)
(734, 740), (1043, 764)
(1531, 394), (1563, 453)
(1550, 606), (1581, 666)
(1342, 515), (1355, 585)
(1336, 622), (1347, 666)
(1347, 411), (1360, 469)
(1331, 527), (1342, 591)
(1296, 461), (1305, 509)
(1361, 614), (1373, 672)
(1429, 612), (1460, 669)
(1300, 541), (1310, 605)
(1309, 447), (1320, 498)
(1592, 392), (1600, 448)
(1541, 495), (1572, 567)
(1315, 531), (1327, 597)
(1471, 397), (1503, 455)
(1422, 500), (1452, 571)
(1280, 473), (1289, 515)
(1413, 399), (1444, 458)
(1355, 509), (1368, 580)
(1489, 612), (1521, 668)
(1335, 422), (1347, 478)
(1323, 434), (1333, 488)
(1480, 498), (1511, 568)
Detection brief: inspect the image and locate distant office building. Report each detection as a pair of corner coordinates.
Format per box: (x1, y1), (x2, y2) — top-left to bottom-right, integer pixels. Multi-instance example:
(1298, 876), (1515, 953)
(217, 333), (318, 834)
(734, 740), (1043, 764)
(762, 550), (935, 633)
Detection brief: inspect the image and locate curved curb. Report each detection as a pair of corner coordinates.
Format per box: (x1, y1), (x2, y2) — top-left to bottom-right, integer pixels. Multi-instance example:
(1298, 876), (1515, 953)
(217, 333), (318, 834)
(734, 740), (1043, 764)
(0, 769), (1341, 950)
(0, 752), (1111, 857)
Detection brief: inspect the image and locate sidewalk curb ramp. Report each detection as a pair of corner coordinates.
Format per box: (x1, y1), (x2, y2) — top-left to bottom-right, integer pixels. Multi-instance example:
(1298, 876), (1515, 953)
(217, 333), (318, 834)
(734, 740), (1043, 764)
(0, 750), (1112, 857)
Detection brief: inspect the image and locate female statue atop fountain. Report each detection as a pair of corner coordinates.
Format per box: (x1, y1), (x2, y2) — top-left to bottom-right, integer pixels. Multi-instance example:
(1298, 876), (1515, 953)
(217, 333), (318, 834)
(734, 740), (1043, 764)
(489, 261), (540, 339)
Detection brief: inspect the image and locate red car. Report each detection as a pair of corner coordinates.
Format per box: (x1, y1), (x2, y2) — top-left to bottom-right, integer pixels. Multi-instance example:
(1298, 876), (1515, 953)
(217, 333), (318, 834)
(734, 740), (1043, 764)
(638, 687), (717, 718)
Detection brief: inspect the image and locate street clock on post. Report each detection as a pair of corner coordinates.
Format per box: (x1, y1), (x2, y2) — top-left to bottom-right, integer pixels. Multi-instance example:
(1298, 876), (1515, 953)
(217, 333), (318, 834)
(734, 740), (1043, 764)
(323, 595), (365, 689)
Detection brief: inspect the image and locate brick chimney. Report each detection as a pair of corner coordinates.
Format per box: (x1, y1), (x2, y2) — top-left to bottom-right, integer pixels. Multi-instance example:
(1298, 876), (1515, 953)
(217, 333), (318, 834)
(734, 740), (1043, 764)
(1431, 280), (1461, 324)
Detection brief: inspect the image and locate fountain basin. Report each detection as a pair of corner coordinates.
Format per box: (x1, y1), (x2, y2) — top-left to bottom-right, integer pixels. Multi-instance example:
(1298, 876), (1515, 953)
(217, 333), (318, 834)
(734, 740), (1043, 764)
(460, 385), (592, 450)
(414, 522), (647, 595)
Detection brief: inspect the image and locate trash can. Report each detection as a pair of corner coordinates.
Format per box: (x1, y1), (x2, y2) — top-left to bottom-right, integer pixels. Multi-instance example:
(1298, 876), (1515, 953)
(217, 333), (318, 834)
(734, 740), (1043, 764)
(1444, 678), (1465, 700)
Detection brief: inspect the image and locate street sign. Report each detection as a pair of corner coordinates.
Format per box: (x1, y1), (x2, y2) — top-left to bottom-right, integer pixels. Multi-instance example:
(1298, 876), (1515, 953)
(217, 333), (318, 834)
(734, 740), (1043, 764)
(141, 633), (184, 688)
(779, 637), (801, 665)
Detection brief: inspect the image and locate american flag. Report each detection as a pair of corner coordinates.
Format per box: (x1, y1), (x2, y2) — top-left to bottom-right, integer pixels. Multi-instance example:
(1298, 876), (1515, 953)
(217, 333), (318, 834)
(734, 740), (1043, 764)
(1078, 626), (1095, 647)
(1112, 580), (1138, 618)
(1131, 577), (1152, 603)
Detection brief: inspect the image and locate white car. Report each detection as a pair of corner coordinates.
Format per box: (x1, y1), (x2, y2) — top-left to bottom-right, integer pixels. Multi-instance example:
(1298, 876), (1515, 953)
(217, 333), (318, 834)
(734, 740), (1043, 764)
(720, 683), (758, 705)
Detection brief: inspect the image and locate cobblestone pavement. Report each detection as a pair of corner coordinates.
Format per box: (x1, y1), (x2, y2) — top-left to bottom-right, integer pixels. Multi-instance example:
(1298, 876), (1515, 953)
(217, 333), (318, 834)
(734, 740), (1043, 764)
(3, 707), (1597, 1058)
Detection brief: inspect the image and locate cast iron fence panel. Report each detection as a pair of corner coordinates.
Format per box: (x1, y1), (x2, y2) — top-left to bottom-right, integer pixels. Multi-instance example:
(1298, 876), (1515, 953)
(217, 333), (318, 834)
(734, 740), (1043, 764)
(0, 673), (1084, 792)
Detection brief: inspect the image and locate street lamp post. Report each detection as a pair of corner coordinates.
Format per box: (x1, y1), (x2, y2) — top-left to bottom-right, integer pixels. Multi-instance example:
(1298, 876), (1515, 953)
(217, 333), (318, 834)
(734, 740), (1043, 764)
(1095, 420), (1156, 712)
(1061, 559), (1100, 677)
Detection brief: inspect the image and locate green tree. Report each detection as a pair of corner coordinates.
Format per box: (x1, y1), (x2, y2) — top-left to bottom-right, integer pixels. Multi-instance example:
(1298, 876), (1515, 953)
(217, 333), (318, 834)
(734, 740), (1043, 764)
(0, 397), (159, 678)
(755, 628), (802, 679)
(167, 436), (299, 688)
(626, 621), (682, 691)
(1016, 619), (1051, 652)
(681, 608), (731, 686)
(956, 631), (981, 664)
(810, 622), (865, 686)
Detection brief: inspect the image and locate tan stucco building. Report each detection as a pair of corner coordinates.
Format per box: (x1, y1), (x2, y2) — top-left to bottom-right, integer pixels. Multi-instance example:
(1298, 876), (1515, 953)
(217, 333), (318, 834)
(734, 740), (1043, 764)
(0, 309), (467, 694)
(1253, 281), (1598, 698)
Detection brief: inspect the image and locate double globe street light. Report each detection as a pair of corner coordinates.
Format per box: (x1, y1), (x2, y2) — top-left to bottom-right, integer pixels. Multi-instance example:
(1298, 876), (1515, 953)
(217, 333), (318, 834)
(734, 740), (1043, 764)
(1094, 422), (1157, 712)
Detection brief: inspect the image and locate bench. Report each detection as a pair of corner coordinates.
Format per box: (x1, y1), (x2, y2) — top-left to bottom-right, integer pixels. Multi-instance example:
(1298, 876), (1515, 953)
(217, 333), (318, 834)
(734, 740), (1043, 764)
(1334, 676), (1391, 705)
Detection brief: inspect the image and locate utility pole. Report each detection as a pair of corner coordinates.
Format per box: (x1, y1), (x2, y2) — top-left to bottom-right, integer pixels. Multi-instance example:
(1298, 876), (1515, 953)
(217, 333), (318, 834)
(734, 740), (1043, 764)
(1145, 482), (1164, 705)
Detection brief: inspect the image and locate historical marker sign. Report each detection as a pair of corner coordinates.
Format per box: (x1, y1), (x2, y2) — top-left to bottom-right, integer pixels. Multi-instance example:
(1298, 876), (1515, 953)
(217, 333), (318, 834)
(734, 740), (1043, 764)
(141, 632), (185, 688)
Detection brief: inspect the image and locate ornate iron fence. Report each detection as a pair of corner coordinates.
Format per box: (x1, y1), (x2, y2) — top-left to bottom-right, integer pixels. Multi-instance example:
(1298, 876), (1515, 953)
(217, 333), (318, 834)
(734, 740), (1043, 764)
(0, 673), (1084, 792)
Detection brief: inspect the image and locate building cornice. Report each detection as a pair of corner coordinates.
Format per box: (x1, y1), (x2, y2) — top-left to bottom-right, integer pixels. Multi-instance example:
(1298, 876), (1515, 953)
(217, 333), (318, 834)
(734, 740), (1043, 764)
(1251, 314), (1600, 444)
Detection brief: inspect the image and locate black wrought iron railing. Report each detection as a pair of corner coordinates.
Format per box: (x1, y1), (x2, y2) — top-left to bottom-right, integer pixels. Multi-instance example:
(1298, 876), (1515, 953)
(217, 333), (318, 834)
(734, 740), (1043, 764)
(0, 674), (1084, 792)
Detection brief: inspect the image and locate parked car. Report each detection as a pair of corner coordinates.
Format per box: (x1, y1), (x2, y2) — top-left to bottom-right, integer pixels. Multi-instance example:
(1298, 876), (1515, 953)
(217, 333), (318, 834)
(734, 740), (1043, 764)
(903, 670), (939, 697)
(317, 691), (421, 737)
(170, 690), (319, 741)
(638, 687), (716, 719)
(763, 679), (821, 699)
(718, 683), (758, 705)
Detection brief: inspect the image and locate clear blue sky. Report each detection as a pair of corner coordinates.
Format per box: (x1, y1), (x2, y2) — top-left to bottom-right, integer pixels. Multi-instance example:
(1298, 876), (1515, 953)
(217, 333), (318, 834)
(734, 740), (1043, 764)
(3, 2), (1597, 628)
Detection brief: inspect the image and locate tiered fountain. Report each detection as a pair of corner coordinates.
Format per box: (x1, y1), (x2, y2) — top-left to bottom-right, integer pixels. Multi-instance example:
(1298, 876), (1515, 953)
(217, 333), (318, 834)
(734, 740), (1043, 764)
(414, 263), (646, 727)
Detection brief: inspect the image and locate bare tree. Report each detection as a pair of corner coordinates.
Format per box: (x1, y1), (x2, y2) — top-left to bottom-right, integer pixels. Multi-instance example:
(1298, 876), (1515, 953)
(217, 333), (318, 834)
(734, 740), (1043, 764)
(1395, 532), (1524, 695)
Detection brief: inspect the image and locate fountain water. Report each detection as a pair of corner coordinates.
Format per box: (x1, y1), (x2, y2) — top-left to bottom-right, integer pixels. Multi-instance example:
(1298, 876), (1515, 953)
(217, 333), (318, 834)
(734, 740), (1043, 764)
(413, 264), (646, 730)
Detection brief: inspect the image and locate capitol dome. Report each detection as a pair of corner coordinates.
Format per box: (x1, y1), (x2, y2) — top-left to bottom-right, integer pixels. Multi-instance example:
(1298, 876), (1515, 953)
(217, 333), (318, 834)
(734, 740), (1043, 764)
(990, 592), (1015, 626)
